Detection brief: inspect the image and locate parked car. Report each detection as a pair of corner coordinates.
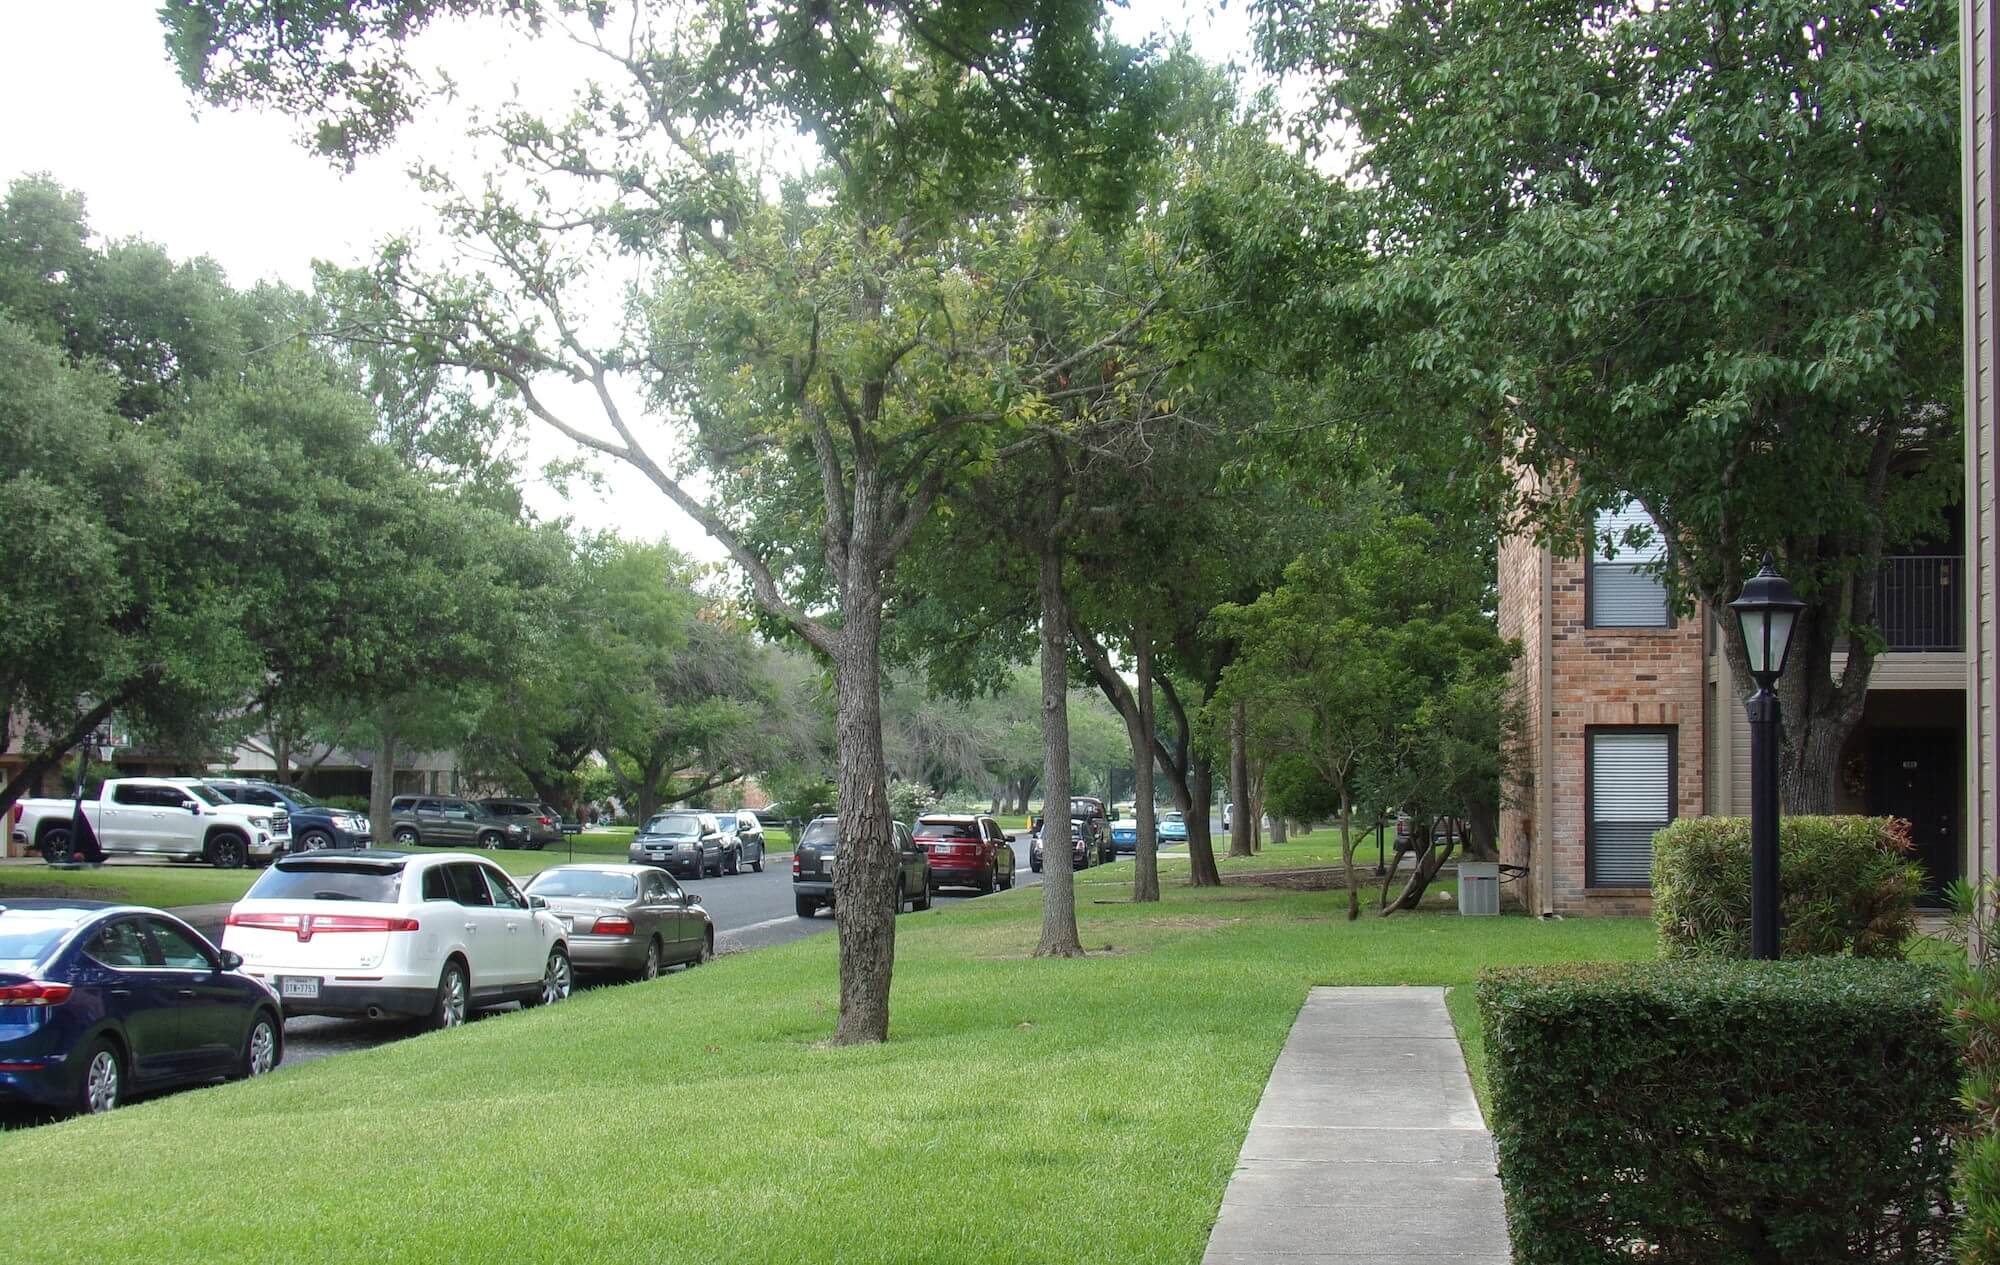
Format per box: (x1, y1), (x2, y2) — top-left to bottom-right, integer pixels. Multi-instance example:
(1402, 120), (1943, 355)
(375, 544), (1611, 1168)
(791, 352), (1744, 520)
(193, 778), (371, 852)
(222, 849), (571, 1026)
(477, 798), (564, 851)
(0, 899), (282, 1115)
(522, 864), (712, 980)
(715, 810), (767, 874)
(792, 816), (931, 918)
(388, 796), (529, 850)
(11, 777), (290, 869)
(1109, 816), (1141, 854)
(627, 810), (728, 878)
(913, 814), (1014, 893)
(1029, 816), (1103, 873)
(1158, 811), (1189, 843)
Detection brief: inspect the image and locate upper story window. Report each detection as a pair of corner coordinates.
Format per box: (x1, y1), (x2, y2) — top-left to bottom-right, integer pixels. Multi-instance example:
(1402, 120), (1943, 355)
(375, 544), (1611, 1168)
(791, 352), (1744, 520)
(1588, 501), (1671, 628)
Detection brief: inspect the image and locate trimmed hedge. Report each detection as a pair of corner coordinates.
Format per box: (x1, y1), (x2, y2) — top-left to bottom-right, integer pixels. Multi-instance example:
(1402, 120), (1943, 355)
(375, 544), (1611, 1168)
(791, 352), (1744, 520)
(1652, 815), (1921, 958)
(1479, 960), (1959, 1264)
(1947, 882), (2000, 1264)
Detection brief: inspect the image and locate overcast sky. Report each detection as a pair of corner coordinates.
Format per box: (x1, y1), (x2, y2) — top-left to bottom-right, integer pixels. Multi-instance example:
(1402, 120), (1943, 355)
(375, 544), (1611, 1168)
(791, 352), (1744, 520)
(0, 0), (1252, 562)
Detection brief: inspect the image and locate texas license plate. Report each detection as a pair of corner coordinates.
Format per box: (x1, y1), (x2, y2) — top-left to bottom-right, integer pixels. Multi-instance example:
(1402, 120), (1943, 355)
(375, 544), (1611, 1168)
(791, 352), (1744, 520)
(277, 976), (321, 1000)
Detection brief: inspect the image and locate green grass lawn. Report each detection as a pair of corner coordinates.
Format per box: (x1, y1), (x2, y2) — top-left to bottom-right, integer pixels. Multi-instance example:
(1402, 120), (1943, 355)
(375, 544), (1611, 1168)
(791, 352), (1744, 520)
(0, 829), (798, 907)
(0, 862), (1652, 1264)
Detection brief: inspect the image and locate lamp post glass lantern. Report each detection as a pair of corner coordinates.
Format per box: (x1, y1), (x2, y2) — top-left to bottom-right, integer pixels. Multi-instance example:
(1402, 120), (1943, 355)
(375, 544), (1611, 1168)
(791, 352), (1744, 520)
(1727, 554), (1804, 960)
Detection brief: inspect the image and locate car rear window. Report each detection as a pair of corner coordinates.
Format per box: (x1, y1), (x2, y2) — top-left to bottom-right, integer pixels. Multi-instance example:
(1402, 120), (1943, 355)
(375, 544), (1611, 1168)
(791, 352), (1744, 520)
(245, 862), (406, 903)
(915, 821), (979, 839)
(0, 914), (80, 964)
(527, 870), (638, 900)
(799, 819), (840, 848)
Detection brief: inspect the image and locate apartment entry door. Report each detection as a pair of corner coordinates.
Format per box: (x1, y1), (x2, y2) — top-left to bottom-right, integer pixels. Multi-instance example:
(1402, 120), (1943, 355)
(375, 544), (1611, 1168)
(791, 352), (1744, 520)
(1865, 729), (1961, 905)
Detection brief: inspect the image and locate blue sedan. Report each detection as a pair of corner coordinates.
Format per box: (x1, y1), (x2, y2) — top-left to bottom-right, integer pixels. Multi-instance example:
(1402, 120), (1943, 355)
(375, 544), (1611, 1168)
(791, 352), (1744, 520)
(0, 900), (283, 1115)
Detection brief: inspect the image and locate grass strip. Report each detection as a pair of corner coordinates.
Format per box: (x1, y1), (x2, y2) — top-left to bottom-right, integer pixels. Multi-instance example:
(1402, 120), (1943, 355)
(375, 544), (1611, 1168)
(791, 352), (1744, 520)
(0, 863), (1652, 1263)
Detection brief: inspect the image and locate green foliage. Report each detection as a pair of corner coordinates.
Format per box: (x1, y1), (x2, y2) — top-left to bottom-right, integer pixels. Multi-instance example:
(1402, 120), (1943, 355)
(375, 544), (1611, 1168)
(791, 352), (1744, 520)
(318, 795), (371, 815)
(1943, 881), (2000, 1265)
(1258, 0), (1962, 807)
(1478, 959), (1959, 1263)
(762, 769), (838, 826)
(1652, 816), (1922, 959)
(885, 779), (938, 827)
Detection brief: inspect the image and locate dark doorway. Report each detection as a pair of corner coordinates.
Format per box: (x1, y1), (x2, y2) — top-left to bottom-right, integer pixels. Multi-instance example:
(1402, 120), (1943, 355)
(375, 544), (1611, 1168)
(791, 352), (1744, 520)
(1865, 729), (1961, 905)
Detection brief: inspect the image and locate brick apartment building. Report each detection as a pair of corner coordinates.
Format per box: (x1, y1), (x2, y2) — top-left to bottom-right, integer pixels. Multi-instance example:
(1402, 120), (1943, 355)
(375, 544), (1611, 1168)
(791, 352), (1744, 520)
(1498, 482), (1967, 916)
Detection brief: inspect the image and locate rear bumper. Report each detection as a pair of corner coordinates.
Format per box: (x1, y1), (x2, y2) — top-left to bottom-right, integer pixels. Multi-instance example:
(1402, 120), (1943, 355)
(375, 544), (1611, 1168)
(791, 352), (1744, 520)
(245, 976), (435, 1020)
(0, 1062), (71, 1108)
(794, 880), (832, 899)
(568, 936), (646, 972)
(929, 865), (987, 886)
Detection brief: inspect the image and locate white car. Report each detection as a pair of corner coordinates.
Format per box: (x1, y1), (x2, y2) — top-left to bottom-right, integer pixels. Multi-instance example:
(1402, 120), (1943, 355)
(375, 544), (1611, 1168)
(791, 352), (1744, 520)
(221, 850), (571, 1028)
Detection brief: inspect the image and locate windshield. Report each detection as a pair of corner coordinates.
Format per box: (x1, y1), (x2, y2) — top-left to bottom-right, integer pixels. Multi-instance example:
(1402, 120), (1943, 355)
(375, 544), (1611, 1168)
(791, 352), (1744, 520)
(643, 813), (704, 837)
(800, 819), (840, 849)
(246, 863), (405, 903)
(188, 785), (228, 806)
(273, 784), (318, 806)
(526, 870), (637, 901)
(0, 914), (80, 965)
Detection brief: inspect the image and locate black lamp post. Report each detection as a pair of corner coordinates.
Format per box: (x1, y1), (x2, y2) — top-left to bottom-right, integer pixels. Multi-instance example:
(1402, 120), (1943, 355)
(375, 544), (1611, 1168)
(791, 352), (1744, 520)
(1727, 554), (1804, 960)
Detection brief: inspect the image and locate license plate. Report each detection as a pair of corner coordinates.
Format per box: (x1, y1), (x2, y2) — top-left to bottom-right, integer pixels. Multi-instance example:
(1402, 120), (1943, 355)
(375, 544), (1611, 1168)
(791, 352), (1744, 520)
(277, 976), (321, 1000)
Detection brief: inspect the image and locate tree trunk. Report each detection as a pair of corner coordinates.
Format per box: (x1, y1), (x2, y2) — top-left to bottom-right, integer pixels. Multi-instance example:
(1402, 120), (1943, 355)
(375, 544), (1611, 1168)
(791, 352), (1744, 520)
(1270, 815), (1288, 844)
(368, 721), (398, 839)
(1228, 702), (1252, 858)
(1131, 626), (1160, 903)
(829, 573), (898, 1045)
(1186, 760), (1221, 885)
(1341, 787), (1358, 921)
(1248, 757), (1266, 853)
(1034, 486), (1085, 958)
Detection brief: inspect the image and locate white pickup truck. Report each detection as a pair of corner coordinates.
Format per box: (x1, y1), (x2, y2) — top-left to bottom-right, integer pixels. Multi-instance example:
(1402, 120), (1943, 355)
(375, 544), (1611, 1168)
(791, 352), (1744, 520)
(9, 777), (291, 869)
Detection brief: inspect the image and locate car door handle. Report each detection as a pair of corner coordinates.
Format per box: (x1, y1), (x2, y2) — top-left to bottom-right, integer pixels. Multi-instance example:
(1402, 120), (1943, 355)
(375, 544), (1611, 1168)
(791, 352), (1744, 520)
(175, 989), (196, 1000)
(506, 923), (519, 933)
(110, 988), (133, 999)
(464, 923), (478, 933)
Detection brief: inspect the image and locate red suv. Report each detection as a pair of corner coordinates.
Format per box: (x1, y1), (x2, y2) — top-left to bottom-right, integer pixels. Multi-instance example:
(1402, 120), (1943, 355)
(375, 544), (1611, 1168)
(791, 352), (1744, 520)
(913, 815), (1016, 895)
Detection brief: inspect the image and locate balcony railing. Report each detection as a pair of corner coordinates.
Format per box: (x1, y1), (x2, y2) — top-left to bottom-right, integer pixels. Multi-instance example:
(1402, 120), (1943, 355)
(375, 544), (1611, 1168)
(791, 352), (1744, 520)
(1874, 555), (1962, 652)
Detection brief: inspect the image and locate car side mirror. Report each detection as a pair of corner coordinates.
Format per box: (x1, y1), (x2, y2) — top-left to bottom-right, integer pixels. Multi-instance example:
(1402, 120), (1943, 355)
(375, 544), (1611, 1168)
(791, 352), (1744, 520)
(219, 950), (243, 971)
(526, 894), (548, 911)
(683, 891), (701, 907)
(187, 801), (203, 815)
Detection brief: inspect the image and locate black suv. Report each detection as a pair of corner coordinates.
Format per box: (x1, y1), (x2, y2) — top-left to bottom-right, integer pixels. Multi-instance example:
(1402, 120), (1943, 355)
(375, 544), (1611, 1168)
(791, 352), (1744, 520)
(792, 816), (931, 918)
(203, 778), (371, 852)
(478, 798), (563, 851)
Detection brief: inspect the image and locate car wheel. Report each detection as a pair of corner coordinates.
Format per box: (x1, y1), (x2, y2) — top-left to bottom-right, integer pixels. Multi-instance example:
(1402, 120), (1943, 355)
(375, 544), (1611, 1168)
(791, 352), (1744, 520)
(299, 829), (334, 852)
(751, 845), (763, 874)
(392, 826), (420, 847)
(1000, 867), (1013, 891)
(240, 1011), (281, 1079)
(980, 866), (995, 895)
(727, 847), (741, 876)
(478, 832), (504, 851)
(208, 833), (247, 870)
(916, 882), (933, 911)
(528, 947), (572, 1007)
(430, 961), (469, 1031)
(639, 938), (662, 982)
(1031, 860), (1042, 873)
(690, 932), (713, 966)
(795, 894), (817, 919)
(39, 825), (71, 864)
(77, 1039), (123, 1114)
(895, 878), (907, 914)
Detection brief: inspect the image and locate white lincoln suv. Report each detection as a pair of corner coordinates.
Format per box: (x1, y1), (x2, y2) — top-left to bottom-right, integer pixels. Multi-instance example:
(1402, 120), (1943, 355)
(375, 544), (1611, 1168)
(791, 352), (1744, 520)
(221, 850), (571, 1028)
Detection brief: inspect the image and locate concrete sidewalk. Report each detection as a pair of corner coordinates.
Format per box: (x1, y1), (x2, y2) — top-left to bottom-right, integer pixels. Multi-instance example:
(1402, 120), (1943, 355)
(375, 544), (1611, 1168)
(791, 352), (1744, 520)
(1203, 987), (1511, 1264)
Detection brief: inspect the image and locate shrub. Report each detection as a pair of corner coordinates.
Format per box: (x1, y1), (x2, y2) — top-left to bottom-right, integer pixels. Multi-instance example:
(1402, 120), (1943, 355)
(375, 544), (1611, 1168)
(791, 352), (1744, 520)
(1479, 960), (1959, 1264)
(1946, 881), (2000, 1265)
(319, 795), (369, 814)
(1652, 815), (1921, 958)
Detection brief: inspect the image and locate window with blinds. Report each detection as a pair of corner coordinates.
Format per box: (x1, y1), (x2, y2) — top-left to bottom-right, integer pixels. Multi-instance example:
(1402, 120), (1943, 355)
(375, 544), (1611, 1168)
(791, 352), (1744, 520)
(1587, 728), (1674, 887)
(1589, 501), (1671, 627)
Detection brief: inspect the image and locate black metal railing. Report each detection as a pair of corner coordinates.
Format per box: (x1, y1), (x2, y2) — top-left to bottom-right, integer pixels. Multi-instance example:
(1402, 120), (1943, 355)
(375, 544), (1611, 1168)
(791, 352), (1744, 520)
(1873, 555), (1962, 652)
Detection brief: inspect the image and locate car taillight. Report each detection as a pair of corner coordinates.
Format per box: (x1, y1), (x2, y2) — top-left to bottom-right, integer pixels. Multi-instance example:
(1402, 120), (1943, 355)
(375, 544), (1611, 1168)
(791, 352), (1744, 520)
(0, 981), (73, 1006)
(538, 816), (553, 826)
(792, 854), (801, 876)
(226, 913), (418, 935)
(592, 916), (634, 935)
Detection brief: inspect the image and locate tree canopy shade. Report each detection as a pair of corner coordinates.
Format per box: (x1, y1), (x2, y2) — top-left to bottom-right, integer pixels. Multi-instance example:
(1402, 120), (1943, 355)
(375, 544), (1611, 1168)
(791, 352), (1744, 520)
(1256, 0), (1962, 810)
